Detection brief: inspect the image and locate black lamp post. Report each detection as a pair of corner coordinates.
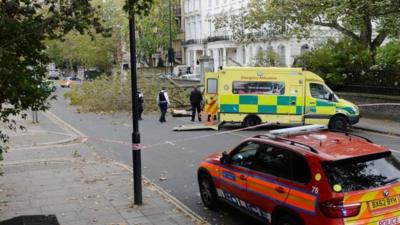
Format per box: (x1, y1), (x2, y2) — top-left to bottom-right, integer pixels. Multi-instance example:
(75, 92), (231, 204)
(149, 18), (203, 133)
(128, 10), (142, 205)
(168, 0), (174, 74)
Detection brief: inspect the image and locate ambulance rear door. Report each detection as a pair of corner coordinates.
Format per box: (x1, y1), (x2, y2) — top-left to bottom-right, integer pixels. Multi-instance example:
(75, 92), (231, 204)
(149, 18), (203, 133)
(204, 73), (219, 122)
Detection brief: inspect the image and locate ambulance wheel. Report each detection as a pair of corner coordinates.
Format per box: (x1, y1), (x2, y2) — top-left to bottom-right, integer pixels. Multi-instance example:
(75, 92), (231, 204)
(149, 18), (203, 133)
(243, 116), (261, 128)
(198, 172), (219, 210)
(275, 215), (302, 225)
(329, 115), (348, 131)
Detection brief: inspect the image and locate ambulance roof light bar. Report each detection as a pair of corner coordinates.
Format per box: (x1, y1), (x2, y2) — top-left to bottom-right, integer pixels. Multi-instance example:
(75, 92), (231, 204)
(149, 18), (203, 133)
(269, 124), (327, 136)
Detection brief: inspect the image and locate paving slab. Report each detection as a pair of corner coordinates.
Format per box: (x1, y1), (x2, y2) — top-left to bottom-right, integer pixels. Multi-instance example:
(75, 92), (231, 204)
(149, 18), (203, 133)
(353, 117), (400, 136)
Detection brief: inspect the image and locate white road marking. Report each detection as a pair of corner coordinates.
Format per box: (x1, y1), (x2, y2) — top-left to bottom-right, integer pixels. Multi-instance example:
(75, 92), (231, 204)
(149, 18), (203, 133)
(229, 132), (248, 138)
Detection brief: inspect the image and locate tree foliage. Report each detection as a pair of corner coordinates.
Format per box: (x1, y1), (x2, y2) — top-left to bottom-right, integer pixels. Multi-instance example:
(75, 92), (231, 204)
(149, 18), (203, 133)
(374, 40), (400, 86)
(44, 0), (127, 74)
(0, 0), (106, 160)
(294, 38), (400, 87)
(252, 49), (281, 67)
(213, 7), (286, 45)
(0, 0), (154, 160)
(247, 0), (400, 57)
(46, 32), (117, 73)
(136, 0), (178, 66)
(124, 0), (154, 17)
(46, 0), (172, 70)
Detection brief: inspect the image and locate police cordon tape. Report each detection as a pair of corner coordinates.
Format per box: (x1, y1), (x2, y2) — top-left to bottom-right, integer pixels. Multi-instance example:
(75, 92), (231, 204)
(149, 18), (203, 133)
(29, 102), (399, 151)
(28, 119), (400, 154)
(84, 122), (276, 151)
(28, 122), (276, 151)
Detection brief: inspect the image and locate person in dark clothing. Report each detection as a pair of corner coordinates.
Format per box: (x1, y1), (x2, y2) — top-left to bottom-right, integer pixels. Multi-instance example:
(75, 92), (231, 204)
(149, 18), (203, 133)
(137, 91), (144, 120)
(157, 87), (170, 123)
(190, 86), (203, 122)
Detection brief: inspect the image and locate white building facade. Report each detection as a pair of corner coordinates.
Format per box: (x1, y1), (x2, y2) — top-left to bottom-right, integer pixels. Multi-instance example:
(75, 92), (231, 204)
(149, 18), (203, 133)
(182, 0), (335, 71)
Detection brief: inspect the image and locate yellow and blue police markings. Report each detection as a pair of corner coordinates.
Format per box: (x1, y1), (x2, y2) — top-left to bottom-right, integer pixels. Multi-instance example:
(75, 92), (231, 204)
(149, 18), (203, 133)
(220, 95), (303, 115)
(222, 170), (236, 181)
(216, 188), (272, 223)
(204, 161), (318, 217)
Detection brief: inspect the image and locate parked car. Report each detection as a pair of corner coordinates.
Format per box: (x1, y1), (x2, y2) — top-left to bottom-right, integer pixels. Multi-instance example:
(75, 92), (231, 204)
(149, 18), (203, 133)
(197, 125), (400, 225)
(159, 72), (178, 79)
(60, 77), (82, 88)
(180, 74), (200, 81)
(48, 70), (60, 80)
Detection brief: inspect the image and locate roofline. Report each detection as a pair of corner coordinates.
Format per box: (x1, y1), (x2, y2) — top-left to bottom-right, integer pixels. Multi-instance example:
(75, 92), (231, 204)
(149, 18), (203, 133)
(222, 67), (304, 71)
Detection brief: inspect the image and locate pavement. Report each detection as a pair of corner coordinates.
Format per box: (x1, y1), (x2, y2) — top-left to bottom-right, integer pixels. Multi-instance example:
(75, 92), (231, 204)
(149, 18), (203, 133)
(353, 117), (400, 136)
(0, 111), (208, 225)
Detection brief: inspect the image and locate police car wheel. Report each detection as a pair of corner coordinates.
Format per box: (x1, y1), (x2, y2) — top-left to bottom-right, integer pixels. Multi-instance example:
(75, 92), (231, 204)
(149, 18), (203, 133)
(329, 116), (348, 131)
(199, 173), (219, 209)
(276, 215), (301, 225)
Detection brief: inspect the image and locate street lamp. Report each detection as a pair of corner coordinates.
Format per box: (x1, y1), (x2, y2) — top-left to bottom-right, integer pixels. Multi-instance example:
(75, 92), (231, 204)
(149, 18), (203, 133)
(128, 9), (142, 205)
(168, 0), (174, 74)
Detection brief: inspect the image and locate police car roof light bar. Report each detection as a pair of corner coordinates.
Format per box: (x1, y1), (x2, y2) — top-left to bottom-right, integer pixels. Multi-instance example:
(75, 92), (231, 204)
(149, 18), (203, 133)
(277, 137), (319, 154)
(253, 134), (319, 154)
(329, 129), (373, 143)
(269, 125), (327, 136)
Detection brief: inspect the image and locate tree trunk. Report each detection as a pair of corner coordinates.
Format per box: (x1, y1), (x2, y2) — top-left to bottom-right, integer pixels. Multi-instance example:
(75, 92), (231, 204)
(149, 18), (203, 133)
(370, 31), (389, 65)
(361, 15), (372, 50)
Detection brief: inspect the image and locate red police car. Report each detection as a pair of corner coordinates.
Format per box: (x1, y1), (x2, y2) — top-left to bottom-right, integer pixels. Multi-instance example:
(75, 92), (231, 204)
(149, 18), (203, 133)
(197, 125), (400, 225)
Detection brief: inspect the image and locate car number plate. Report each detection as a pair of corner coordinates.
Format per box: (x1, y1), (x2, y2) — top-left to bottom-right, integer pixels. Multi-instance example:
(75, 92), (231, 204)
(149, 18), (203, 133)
(377, 216), (400, 225)
(369, 196), (399, 211)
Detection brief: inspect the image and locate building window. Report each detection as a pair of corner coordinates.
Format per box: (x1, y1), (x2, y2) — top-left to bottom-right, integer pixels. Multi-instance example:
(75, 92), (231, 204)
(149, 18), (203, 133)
(300, 44), (310, 55)
(207, 78), (218, 94)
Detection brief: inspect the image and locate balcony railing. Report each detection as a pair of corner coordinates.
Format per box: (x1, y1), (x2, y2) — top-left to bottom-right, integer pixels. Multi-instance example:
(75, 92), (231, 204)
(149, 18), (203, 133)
(206, 35), (232, 43)
(184, 39), (205, 45)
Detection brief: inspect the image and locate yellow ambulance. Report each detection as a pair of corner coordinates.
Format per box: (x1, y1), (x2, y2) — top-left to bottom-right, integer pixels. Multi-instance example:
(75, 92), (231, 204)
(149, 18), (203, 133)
(203, 67), (359, 130)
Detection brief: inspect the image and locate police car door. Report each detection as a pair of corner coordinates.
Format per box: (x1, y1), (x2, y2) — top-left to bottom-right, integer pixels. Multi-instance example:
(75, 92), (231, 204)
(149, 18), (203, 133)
(218, 141), (260, 210)
(246, 144), (292, 223)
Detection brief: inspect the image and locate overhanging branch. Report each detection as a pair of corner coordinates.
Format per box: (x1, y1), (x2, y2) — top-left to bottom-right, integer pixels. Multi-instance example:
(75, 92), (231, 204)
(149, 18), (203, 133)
(372, 31), (388, 49)
(314, 20), (361, 42)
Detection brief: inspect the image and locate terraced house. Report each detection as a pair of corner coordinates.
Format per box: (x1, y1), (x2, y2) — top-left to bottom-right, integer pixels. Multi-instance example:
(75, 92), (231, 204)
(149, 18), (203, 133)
(182, 0), (337, 71)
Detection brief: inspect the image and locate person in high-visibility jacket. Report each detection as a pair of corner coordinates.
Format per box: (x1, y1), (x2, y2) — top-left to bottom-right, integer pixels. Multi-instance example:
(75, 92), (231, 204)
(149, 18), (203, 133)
(156, 87), (170, 123)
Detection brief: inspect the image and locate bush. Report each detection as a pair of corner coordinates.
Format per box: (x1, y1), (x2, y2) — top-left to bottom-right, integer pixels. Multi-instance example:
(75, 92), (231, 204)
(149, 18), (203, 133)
(375, 40), (400, 86)
(295, 38), (400, 88)
(294, 38), (373, 88)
